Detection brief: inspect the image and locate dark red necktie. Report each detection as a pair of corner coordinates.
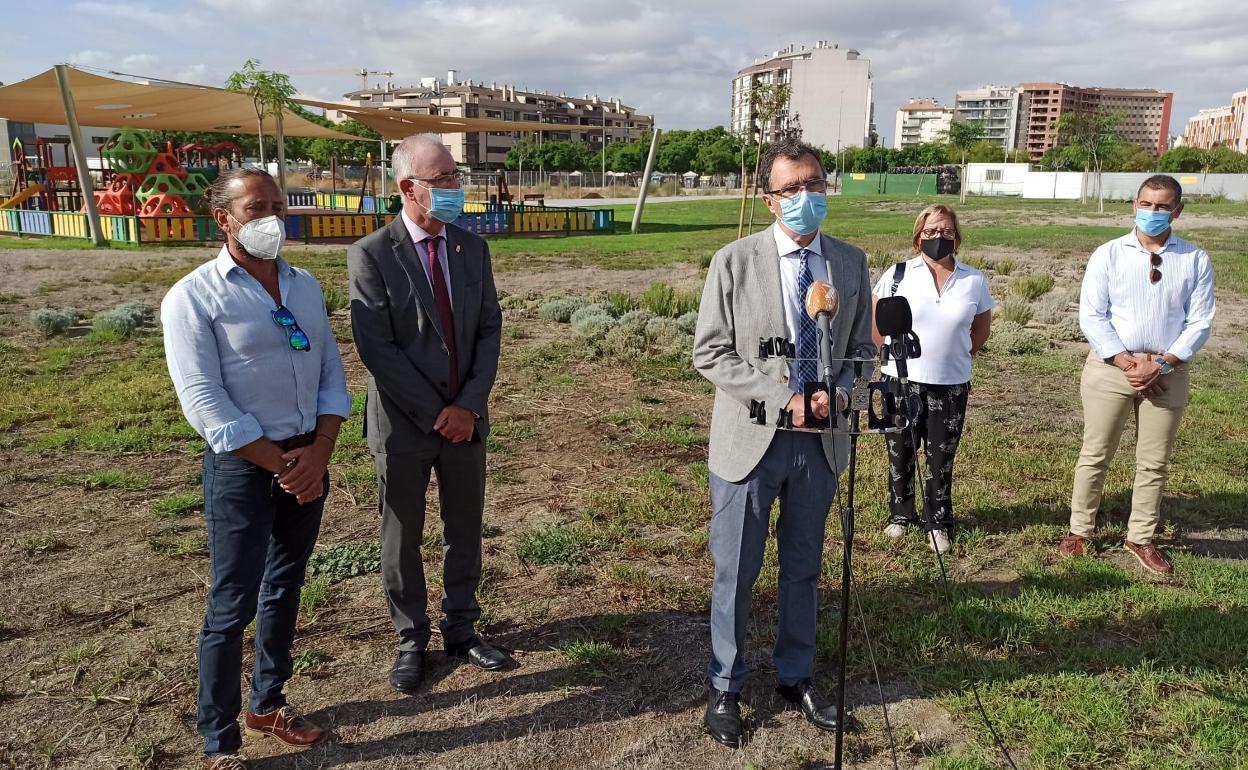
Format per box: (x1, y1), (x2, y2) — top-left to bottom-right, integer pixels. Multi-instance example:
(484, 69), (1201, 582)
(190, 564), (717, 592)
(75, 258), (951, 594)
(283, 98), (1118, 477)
(424, 236), (458, 395)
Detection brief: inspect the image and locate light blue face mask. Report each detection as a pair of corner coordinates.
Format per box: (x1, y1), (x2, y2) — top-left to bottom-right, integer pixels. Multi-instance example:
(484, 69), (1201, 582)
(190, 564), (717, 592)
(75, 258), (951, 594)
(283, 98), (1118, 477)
(1135, 208), (1172, 237)
(778, 190), (827, 235)
(416, 182), (464, 223)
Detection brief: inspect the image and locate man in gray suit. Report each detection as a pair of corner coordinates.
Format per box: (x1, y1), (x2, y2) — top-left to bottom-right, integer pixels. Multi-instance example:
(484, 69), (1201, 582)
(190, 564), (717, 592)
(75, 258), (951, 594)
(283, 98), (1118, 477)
(693, 137), (873, 747)
(348, 134), (511, 694)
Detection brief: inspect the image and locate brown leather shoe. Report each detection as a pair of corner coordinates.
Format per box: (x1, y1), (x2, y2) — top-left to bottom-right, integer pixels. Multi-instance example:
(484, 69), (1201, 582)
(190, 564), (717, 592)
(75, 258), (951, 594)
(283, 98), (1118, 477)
(244, 705), (324, 747)
(1125, 540), (1173, 575)
(1059, 533), (1088, 557)
(203, 754), (248, 770)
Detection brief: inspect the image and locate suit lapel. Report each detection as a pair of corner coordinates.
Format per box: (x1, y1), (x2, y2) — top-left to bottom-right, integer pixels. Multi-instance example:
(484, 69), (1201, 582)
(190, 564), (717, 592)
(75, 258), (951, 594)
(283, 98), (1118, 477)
(388, 217), (447, 345)
(755, 228), (786, 338)
(445, 225), (467, 350)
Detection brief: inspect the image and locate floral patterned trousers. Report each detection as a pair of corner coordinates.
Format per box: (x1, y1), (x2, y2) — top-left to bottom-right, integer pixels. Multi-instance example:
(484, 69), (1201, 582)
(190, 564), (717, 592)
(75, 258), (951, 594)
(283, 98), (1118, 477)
(883, 376), (969, 532)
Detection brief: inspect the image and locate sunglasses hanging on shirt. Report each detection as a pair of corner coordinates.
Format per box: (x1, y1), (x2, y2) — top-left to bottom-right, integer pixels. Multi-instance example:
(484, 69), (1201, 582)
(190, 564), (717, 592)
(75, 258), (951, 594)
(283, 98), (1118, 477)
(271, 306), (311, 351)
(1149, 253), (1163, 284)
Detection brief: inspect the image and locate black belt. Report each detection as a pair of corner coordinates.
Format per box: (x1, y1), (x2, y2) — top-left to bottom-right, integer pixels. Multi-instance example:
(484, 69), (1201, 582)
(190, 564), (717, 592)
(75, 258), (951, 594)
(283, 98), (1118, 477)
(274, 431), (316, 451)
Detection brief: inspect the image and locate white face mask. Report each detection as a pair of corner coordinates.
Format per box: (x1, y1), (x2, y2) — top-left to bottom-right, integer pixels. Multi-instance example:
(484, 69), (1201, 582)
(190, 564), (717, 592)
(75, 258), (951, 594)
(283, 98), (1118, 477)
(228, 214), (285, 260)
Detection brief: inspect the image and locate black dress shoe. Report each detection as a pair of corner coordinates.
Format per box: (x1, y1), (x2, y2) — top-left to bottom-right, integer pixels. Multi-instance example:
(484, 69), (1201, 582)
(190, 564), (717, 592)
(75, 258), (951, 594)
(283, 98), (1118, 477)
(388, 651), (426, 693)
(444, 635), (514, 671)
(704, 687), (744, 748)
(777, 678), (838, 732)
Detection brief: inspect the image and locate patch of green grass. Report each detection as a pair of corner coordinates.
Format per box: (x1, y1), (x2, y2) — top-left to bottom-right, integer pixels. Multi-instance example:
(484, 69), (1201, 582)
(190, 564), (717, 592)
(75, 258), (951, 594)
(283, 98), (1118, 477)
(124, 738), (164, 769)
(0, 292), (20, 304)
(307, 541), (382, 581)
(61, 639), (104, 669)
(485, 416), (538, 454)
(15, 534), (65, 558)
(147, 528), (207, 559)
(515, 524), (599, 566)
(75, 469), (152, 491)
(997, 297), (1034, 326)
(291, 649), (326, 676)
(557, 639), (624, 677)
(298, 574), (335, 623)
(323, 284), (348, 314)
(151, 492), (203, 518)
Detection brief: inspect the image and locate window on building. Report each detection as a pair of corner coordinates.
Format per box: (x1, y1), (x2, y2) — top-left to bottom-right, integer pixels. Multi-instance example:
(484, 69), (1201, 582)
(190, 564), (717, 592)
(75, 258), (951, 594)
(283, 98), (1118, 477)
(985, 169), (1003, 181)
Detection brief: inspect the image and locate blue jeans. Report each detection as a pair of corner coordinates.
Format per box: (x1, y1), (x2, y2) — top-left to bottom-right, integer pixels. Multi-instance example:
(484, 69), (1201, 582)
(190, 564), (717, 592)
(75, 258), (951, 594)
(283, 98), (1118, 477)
(198, 449), (325, 756)
(707, 430), (838, 693)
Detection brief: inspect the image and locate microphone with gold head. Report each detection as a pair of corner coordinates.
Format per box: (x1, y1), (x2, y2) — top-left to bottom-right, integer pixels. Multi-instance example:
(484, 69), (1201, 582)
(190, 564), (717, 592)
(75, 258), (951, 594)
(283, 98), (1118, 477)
(805, 280), (839, 383)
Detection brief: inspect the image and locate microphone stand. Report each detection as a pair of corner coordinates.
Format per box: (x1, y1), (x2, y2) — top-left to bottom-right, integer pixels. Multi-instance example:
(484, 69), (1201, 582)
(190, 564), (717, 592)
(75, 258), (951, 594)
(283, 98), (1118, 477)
(831, 354), (864, 770)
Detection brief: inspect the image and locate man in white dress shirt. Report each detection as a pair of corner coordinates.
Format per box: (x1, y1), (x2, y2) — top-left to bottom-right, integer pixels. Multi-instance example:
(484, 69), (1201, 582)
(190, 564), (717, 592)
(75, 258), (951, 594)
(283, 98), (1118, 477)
(1061, 175), (1216, 575)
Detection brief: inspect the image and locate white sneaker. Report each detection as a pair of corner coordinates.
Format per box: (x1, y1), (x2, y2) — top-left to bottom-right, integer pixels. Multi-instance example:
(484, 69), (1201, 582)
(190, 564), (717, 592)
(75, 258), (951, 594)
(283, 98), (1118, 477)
(927, 530), (952, 554)
(883, 523), (908, 539)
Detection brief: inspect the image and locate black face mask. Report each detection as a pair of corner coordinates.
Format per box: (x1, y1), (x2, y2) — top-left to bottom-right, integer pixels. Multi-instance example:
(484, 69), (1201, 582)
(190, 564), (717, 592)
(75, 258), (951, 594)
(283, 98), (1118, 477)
(921, 237), (956, 261)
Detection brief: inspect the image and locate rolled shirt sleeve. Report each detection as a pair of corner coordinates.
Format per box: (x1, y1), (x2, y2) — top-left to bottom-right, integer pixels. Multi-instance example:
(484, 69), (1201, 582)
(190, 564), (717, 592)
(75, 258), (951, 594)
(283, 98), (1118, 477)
(1166, 250), (1216, 362)
(161, 284), (264, 453)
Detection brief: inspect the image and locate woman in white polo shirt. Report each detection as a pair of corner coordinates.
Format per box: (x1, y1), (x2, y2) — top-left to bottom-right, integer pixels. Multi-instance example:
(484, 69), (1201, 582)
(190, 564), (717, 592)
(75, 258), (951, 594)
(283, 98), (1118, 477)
(872, 204), (994, 554)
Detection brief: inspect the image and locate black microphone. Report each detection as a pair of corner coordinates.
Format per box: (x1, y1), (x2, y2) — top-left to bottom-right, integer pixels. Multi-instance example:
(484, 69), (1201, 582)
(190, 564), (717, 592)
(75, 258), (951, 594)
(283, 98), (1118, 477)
(875, 296), (913, 337)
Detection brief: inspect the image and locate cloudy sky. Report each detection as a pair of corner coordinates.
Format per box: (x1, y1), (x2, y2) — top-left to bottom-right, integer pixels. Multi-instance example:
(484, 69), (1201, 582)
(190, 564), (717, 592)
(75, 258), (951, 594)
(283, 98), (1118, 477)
(3, 0), (1245, 147)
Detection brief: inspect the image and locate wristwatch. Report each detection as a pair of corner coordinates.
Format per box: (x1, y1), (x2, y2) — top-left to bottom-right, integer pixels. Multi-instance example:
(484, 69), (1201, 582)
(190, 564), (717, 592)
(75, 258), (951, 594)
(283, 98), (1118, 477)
(1158, 359), (1175, 375)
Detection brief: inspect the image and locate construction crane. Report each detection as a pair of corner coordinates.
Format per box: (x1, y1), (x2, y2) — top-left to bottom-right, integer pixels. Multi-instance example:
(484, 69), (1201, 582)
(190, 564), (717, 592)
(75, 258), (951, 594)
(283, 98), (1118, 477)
(356, 68), (394, 91)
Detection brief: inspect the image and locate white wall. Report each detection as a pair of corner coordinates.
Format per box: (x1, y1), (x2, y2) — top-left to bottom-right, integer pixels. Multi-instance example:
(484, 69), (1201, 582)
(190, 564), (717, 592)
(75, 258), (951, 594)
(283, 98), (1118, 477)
(1023, 172), (1087, 200)
(789, 49), (873, 151)
(966, 163), (1031, 196)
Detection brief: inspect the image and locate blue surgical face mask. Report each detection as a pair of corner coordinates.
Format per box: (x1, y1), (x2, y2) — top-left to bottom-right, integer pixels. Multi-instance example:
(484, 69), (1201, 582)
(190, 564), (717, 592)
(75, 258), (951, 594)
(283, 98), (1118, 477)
(1135, 208), (1172, 237)
(778, 190), (827, 235)
(416, 182), (464, 223)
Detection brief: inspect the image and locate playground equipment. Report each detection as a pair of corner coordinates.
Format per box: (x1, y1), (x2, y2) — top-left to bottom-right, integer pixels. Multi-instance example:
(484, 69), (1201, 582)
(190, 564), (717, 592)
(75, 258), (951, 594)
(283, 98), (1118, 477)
(79, 128), (221, 216)
(0, 183), (45, 209)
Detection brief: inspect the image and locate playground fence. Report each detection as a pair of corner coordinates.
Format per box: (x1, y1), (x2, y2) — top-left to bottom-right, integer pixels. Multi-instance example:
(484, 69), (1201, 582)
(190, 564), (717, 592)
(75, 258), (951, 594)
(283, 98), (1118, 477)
(0, 205), (615, 245)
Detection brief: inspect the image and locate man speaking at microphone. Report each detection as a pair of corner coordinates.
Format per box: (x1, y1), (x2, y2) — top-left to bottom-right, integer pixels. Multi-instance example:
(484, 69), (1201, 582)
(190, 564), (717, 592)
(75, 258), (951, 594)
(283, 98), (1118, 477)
(693, 137), (873, 747)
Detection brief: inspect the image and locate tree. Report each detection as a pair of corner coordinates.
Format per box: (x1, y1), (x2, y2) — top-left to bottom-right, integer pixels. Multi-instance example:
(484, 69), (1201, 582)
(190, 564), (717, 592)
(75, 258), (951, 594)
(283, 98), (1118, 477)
(1104, 143), (1157, 173)
(303, 119), (382, 167)
(540, 140), (595, 171)
(504, 137), (539, 171)
(1157, 145), (1208, 173)
(744, 82), (792, 233)
(851, 146), (893, 173)
(895, 142), (949, 168)
(655, 129), (701, 173)
(945, 119), (986, 202)
(1056, 109), (1121, 211)
(225, 59), (296, 167)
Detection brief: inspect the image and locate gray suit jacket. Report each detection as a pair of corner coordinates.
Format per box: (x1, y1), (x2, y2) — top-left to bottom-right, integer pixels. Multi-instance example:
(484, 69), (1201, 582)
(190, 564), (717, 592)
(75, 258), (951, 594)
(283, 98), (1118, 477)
(348, 216), (502, 454)
(693, 228), (873, 482)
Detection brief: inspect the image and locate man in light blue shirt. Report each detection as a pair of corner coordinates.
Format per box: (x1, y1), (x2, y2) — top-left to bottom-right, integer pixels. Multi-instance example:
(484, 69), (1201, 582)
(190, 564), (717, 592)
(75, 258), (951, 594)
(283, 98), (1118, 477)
(162, 168), (350, 770)
(1062, 175), (1216, 576)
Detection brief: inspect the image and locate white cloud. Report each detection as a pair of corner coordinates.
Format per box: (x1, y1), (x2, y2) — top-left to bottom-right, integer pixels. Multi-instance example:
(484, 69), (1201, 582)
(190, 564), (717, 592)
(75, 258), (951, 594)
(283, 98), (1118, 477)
(12, 0), (1248, 145)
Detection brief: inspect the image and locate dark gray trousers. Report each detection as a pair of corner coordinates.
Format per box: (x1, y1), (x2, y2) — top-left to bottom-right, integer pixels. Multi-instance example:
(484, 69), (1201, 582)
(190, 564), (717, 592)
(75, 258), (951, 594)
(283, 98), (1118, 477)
(376, 437), (486, 652)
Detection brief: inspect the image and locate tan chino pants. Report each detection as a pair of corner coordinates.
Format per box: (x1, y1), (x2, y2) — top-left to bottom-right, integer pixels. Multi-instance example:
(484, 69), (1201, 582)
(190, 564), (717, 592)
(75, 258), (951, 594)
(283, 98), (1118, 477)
(1069, 353), (1190, 545)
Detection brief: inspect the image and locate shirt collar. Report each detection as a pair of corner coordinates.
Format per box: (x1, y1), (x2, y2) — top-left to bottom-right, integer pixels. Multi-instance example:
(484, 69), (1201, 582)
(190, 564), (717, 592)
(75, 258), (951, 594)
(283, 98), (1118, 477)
(401, 209), (442, 244)
(771, 221), (823, 258)
(213, 245), (293, 279)
(1123, 228), (1179, 254)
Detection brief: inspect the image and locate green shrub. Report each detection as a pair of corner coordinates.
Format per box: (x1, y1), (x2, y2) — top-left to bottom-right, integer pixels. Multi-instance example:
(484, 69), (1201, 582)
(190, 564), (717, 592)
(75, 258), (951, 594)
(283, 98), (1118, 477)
(960, 253), (989, 270)
(617, 308), (656, 332)
(646, 317), (689, 353)
(569, 303), (618, 326)
(500, 290), (544, 311)
(1031, 291), (1072, 325)
(603, 323), (649, 358)
(998, 297), (1033, 326)
(1012, 274), (1055, 300)
(323, 285), (348, 314)
(92, 308), (139, 338)
(993, 258), (1016, 276)
(989, 321), (1048, 355)
(537, 296), (588, 322)
(30, 308), (79, 337)
(675, 311), (699, 335)
(307, 541), (382, 581)
(572, 315), (617, 343)
(114, 301), (154, 325)
(1052, 317), (1086, 342)
(639, 282), (698, 318)
(605, 290), (636, 315)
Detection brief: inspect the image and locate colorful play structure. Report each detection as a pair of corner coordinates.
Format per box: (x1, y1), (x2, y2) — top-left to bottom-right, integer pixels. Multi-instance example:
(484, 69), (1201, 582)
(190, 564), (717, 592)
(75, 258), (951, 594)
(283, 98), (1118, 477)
(1, 126), (614, 243)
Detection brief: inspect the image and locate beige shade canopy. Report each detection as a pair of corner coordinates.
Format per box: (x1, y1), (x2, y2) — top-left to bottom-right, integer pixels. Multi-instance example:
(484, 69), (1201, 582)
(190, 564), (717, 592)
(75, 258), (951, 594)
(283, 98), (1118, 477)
(0, 67), (359, 139)
(0, 66), (541, 141)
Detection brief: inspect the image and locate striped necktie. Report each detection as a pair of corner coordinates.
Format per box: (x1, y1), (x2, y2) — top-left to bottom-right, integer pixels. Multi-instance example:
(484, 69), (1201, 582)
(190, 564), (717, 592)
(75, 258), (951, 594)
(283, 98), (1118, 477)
(423, 235), (458, 396)
(795, 248), (819, 392)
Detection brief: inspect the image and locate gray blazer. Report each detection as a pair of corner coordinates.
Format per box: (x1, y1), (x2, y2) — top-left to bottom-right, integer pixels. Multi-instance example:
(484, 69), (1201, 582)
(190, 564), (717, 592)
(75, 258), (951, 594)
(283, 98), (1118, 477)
(348, 217), (502, 454)
(693, 228), (873, 483)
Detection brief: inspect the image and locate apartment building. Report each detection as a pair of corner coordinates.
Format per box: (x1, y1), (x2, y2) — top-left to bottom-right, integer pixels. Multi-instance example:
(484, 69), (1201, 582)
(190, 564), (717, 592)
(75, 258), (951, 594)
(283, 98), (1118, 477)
(341, 71), (653, 169)
(893, 99), (952, 148)
(731, 41), (874, 151)
(1017, 83), (1172, 161)
(1181, 88), (1248, 153)
(952, 86), (1021, 150)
